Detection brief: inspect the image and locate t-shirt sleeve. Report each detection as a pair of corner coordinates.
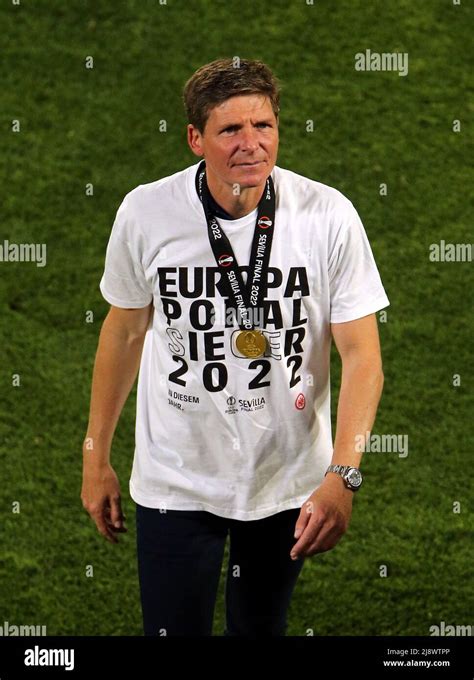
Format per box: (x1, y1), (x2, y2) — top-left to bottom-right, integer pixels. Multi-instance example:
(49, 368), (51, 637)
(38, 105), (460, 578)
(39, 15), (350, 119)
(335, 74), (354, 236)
(328, 200), (390, 323)
(99, 194), (153, 309)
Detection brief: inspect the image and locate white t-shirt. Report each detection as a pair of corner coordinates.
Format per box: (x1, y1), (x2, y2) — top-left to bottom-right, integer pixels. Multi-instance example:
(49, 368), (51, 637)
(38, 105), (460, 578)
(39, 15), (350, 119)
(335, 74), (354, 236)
(99, 161), (390, 520)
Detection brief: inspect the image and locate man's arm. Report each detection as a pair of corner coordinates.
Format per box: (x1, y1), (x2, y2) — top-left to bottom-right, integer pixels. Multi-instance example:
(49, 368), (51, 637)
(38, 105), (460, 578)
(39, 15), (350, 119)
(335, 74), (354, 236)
(329, 312), (384, 470)
(291, 313), (384, 559)
(81, 303), (153, 543)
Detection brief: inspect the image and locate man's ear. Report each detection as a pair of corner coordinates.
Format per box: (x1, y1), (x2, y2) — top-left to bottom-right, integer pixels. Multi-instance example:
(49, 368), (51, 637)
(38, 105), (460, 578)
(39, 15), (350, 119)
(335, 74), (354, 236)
(187, 124), (204, 157)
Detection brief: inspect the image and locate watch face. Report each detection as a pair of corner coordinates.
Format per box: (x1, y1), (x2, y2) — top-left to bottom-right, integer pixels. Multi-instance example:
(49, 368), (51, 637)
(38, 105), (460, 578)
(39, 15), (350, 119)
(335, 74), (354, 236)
(346, 468), (362, 488)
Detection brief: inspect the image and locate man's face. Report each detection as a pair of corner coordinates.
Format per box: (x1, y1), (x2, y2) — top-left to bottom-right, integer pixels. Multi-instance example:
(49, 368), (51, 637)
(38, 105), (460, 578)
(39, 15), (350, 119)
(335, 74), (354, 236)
(187, 94), (279, 189)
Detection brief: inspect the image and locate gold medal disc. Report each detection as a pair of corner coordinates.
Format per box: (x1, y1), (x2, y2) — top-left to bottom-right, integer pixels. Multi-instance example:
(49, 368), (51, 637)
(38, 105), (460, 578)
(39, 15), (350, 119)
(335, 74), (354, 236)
(236, 330), (267, 358)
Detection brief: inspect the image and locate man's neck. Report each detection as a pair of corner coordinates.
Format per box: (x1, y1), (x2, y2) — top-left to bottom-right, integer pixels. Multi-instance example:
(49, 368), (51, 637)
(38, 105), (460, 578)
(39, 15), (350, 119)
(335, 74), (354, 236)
(205, 165), (266, 219)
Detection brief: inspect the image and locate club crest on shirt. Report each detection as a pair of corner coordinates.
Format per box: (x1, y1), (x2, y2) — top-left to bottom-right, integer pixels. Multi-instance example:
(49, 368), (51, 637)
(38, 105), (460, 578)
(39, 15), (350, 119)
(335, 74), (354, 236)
(295, 393), (306, 410)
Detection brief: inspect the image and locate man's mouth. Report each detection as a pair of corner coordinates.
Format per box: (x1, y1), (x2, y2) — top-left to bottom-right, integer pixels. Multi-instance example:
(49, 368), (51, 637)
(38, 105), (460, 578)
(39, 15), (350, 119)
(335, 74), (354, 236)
(234, 161), (264, 167)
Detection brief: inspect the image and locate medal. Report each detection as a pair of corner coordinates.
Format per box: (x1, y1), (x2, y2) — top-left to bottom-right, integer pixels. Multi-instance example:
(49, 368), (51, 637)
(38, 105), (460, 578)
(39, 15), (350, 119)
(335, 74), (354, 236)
(196, 160), (276, 358)
(236, 329), (267, 358)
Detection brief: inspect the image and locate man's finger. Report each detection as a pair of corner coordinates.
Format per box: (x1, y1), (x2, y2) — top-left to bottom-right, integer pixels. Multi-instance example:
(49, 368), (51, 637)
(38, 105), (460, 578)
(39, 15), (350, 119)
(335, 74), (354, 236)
(304, 523), (341, 557)
(291, 514), (325, 559)
(110, 496), (126, 529)
(98, 525), (118, 543)
(104, 508), (127, 527)
(94, 514), (118, 543)
(293, 504), (311, 539)
(104, 507), (127, 523)
(106, 521), (128, 533)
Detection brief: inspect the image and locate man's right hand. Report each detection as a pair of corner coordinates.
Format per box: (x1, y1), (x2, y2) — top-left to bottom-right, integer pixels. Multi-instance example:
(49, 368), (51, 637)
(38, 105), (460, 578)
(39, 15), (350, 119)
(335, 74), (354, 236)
(81, 461), (127, 544)
(81, 304), (152, 543)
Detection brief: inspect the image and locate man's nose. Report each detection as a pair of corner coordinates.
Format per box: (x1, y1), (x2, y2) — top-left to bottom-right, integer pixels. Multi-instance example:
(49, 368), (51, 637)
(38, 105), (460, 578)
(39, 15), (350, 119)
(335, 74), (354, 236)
(239, 127), (259, 152)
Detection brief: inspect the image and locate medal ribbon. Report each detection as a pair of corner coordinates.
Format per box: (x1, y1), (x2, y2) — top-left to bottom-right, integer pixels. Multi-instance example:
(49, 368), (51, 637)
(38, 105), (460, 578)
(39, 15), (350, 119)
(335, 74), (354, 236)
(196, 160), (276, 331)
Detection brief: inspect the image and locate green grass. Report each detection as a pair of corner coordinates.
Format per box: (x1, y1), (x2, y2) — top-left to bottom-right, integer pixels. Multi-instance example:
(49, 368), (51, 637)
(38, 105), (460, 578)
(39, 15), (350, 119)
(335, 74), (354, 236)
(0, 0), (472, 636)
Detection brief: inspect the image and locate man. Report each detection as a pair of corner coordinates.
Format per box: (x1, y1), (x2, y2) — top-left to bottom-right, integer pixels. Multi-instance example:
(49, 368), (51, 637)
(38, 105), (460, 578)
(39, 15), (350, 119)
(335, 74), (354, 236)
(81, 58), (389, 637)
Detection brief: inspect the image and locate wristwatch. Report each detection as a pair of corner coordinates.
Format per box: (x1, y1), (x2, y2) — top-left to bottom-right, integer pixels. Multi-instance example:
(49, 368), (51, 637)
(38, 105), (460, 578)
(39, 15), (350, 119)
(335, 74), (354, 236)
(325, 464), (363, 491)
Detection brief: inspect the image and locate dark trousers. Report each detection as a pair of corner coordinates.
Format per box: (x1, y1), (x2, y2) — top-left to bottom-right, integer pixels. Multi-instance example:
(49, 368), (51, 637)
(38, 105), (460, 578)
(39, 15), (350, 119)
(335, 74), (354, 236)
(135, 503), (305, 636)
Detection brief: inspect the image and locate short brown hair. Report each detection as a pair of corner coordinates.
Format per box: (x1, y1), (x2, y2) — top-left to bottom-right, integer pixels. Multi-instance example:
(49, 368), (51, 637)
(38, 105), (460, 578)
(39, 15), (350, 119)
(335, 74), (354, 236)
(183, 58), (281, 134)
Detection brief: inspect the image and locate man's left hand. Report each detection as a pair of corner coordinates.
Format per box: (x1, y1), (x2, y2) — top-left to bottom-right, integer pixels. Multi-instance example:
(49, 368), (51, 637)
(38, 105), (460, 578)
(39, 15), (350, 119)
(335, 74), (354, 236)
(290, 475), (354, 560)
